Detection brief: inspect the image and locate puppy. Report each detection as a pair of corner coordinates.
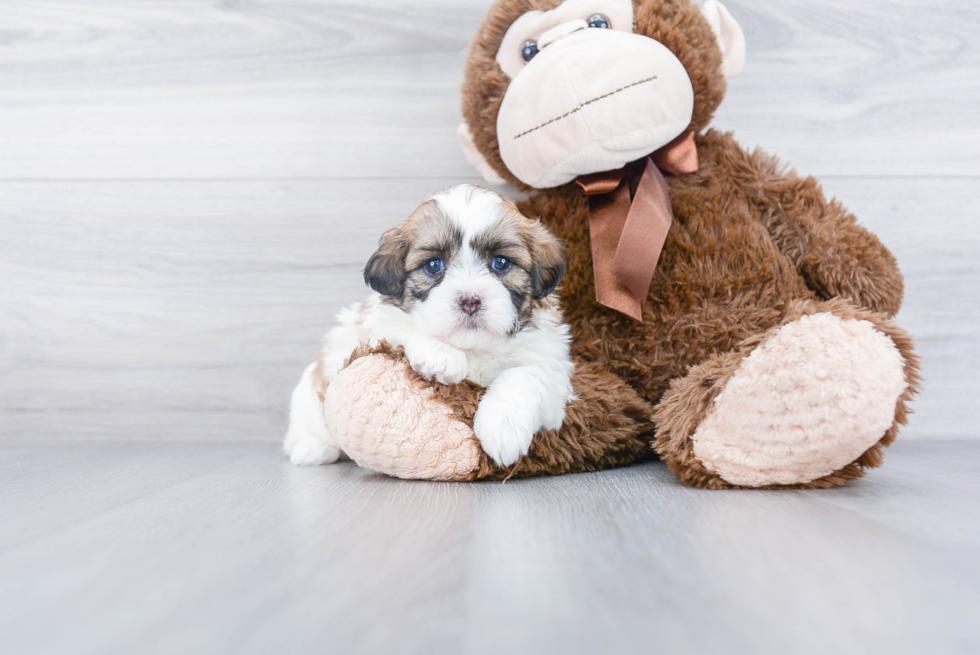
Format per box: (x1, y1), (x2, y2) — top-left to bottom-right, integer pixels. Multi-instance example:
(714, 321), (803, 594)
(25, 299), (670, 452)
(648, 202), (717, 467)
(284, 185), (575, 468)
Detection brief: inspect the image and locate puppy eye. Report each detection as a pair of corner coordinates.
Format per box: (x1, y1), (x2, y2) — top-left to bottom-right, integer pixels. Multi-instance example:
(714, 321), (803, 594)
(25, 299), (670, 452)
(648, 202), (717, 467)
(491, 256), (512, 273)
(521, 40), (539, 63)
(587, 14), (610, 29)
(424, 258), (445, 276)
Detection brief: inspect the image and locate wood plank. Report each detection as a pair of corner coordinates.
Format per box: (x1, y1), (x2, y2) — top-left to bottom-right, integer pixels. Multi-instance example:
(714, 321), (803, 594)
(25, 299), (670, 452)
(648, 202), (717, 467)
(821, 177), (980, 439)
(0, 0), (486, 180)
(0, 178), (472, 440)
(0, 441), (260, 549)
(0, 0), (977, 180)
(714, 0), (980, 177)
(0, 440), (977, 655)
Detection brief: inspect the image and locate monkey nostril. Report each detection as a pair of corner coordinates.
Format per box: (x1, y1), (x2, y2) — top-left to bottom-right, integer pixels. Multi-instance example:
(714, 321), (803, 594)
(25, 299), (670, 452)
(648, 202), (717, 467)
(457, 293), (482, 316)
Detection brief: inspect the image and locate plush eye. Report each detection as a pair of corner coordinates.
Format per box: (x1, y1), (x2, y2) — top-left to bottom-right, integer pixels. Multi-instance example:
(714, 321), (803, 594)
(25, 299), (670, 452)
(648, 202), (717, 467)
(587, 14), (611, 29)
(521, 40), (539, 63)
(424, 258), (445, 276)
(491, 256), (512, 273)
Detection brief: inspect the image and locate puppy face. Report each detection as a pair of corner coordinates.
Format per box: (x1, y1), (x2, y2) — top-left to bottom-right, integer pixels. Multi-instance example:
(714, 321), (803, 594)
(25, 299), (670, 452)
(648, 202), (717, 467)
(364, 185), (565, 350)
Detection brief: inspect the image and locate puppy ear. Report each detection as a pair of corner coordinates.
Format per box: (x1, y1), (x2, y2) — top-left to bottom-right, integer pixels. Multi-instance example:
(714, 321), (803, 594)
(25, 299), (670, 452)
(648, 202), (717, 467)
(363, 225), (409, 297)
(701, 1), (746, 79)
(525, 220), (566, 299)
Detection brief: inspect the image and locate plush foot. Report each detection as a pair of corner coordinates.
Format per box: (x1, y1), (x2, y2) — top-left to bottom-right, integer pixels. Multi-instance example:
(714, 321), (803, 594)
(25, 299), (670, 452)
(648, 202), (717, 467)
(655, 306), (918, 488)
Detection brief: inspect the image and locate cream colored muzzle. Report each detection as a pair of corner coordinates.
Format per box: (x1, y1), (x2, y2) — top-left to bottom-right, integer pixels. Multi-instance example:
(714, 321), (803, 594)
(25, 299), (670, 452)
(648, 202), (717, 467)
(496, 27), (695, 189)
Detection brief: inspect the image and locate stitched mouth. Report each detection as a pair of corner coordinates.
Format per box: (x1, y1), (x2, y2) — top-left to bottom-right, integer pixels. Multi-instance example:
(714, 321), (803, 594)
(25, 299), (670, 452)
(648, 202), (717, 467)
(513, 76), (657, 140)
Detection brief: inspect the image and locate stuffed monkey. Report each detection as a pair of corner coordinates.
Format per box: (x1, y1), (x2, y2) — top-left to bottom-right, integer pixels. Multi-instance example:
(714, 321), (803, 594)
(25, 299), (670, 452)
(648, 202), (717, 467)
(322, 0), (919, 488)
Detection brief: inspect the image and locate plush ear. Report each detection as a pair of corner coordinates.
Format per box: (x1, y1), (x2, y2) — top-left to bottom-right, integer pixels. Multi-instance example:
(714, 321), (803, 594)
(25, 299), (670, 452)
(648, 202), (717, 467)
(363, 226), (409, 297)
(701, 0), (746, 79)
(457, 123), (507, 186)
(525, 221), (567, 299)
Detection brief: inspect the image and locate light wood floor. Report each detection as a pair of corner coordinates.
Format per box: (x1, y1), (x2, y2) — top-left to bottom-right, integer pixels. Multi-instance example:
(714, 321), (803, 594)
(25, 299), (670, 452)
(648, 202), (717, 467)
(1, 0), (979, 653)
(1, 440), (978, 655)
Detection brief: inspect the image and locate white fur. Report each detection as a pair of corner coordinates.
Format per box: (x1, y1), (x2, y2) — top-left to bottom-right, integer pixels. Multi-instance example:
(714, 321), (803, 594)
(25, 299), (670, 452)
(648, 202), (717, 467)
(283, 362), (343, 466)
(284, 186), (576, 467)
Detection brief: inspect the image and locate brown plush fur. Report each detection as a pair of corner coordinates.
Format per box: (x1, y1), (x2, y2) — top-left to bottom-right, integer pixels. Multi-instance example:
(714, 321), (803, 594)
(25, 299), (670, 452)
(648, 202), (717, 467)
(505, 131), (920, 489)
(516, 131), (910, 399)
(452, 0), (920, 488)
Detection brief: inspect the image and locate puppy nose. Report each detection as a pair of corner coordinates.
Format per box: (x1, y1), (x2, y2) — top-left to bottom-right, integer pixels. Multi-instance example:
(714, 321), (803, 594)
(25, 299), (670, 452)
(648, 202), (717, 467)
(457, 293), (482, 316)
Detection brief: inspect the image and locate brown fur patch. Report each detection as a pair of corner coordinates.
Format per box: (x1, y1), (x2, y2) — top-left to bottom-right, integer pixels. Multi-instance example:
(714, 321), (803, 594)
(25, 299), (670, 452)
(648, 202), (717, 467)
(488, 208), (568, 327)
(402, 201), (463, 273)
(364, 199), (462, 310)
(518, 217), (567, 300)
(465, 199), (541, 324)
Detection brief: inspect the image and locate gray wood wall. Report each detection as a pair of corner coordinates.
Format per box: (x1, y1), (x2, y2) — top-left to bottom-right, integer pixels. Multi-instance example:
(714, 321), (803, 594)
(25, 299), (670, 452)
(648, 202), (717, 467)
(1, 0), (977, 442)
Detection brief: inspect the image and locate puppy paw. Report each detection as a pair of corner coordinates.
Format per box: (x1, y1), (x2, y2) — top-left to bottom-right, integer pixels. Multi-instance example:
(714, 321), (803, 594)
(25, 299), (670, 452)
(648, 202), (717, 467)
(288, 438), (342, 466)
(407, 341), (468, 385)
(473, 396), (537, 467)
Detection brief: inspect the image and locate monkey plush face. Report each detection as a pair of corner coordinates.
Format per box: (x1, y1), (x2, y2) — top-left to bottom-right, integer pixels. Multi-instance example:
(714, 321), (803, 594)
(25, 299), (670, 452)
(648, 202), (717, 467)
(460, 0), (746, 189)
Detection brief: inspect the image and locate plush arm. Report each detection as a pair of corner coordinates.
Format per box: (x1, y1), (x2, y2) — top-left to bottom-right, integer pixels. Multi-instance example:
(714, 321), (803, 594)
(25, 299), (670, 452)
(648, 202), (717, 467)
(736, 141), (904, 317)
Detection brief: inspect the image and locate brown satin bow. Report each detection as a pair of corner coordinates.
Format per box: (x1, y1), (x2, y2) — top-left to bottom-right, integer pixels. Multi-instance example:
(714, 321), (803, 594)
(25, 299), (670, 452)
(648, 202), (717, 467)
(575, 130), (699, 321)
